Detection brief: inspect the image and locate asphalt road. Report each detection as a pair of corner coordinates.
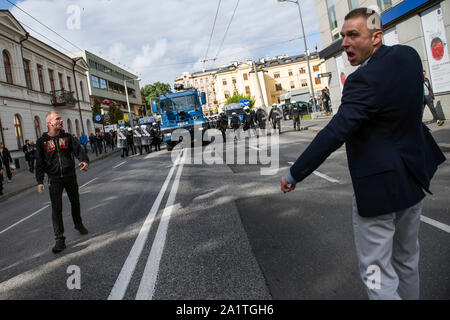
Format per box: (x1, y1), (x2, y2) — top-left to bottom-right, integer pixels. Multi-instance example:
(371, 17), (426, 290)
(0, 123), (449, 300)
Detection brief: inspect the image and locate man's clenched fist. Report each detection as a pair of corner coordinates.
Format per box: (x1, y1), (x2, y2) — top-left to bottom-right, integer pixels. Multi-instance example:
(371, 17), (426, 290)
(38, 184), (44, 195)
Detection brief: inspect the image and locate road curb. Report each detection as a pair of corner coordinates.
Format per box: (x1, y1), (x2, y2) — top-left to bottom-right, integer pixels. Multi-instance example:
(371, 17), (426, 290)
(0, 149), (119, 203)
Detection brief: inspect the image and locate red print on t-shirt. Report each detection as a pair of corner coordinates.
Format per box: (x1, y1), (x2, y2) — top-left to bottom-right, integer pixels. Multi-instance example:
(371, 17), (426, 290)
(44, 140), (56, 153)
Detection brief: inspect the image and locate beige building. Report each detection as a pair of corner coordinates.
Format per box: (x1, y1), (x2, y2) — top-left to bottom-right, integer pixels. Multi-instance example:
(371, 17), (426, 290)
(0, 10), (92, 169)
(315, 0), (450, 119)
(213, 53), (327, 112)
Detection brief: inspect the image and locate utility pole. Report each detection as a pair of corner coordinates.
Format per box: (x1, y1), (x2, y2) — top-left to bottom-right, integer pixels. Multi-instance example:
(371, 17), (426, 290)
(252, 61), (265, 108)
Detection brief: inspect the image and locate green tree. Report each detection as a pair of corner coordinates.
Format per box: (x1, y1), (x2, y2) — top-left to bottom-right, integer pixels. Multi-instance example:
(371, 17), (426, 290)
(91, 98), (104, 124)
(225, 93), (255, 108)
(108, 104), (124, 125)
(141, 82), (172, 111)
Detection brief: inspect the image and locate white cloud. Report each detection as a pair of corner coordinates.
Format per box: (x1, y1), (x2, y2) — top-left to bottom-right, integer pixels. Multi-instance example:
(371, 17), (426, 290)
(8, 0), (322, 86)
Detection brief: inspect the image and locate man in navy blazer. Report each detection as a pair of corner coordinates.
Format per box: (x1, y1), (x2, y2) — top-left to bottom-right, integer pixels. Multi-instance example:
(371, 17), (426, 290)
(281, 8), (445, 299)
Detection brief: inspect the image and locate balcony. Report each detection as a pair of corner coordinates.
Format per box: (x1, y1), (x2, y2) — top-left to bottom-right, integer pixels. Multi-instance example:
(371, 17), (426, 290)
(51, 89), (77, 107)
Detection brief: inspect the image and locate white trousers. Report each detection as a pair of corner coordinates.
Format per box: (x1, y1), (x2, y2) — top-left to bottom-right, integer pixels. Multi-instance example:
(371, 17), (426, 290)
(352, 195), (422, 300)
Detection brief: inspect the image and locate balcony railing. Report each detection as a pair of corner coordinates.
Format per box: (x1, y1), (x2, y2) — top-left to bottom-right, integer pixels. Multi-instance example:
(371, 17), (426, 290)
(51, 89), (77, 107)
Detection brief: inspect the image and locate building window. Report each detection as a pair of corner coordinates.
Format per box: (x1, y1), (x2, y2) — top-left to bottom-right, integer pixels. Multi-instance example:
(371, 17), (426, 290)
(348, 0), (358, 10)
(222, 79), (227, 86)
(301, 79), (308, 87)
(299, 67), (306, 74)
(37, 65), (45, 92)
(315, 77), (321, 85)
(245, 86), (250, 94)
(274, 72), (280, 79)
(86, 119), (92, 135)
(34, 116), (41, 139)
(290, 81), (295, 89)
(243, 73), (248, 81)
(224, 90), (230, 98)
(48, 69), (55, 92)
(100, 78), (107, 89)
(23, 59), (32, 90)
(92, 75), (100, 88)
(313, 65), (320, 72)
(67, 76), (72, 91)
(275, 83), (282, 91)
(378, 0), (393, 11)
(14, 114), (24, 149)
(3, 50), (13, 84)
(58, 72), (64, 90)
(232, 77), (236, 84)
(288, 70), (293, 77)
(327, 0), (339, 40)
(80, 81), (85, 101)
(67, 119), (72, 134)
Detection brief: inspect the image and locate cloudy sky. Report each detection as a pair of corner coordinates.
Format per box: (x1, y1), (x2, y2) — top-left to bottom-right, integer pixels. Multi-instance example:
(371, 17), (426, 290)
(4, 0), (322, 88)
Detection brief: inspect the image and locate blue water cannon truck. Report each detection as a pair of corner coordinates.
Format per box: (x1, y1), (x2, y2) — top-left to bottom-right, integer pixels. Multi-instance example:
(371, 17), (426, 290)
(152, 85), (207, 151)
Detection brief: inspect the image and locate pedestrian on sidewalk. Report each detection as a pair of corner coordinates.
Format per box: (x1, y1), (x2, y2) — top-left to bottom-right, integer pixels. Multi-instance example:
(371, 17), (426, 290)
(35, 111), (90, 254)
(89, 133), (98, 156)
(281, 8), (446, 300)
(0, 142), (13, 182)
(22, 140), (34, 173)
(79, 132), (88, 154)
(423, 70), (444, 126)
(96, 131), (103, 155)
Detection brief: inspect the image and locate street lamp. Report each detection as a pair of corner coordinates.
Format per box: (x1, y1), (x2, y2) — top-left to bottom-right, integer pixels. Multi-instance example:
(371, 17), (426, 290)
(124, 77), (141, 127)
(277, 0), (317, 113)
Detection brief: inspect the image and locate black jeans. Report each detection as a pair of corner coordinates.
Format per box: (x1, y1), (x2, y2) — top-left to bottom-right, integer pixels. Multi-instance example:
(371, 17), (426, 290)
(49, 175), (82, 240)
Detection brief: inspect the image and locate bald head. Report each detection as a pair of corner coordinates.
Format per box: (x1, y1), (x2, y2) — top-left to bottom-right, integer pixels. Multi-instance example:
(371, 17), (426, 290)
(46, 112), (63, 134)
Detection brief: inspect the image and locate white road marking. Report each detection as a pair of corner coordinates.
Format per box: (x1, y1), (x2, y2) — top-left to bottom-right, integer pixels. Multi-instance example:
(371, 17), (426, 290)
(113, 161), (127, 169)
(135, 150), (186, 300)
(287, 162), (339, 183)
(421, 215), (450, 233)
(108, 150), (184, 300)
(0, 177), (98, 235)
(79, 178), (98, 188)
(0, 205), (50, 236)
(313, 171), (340, 183)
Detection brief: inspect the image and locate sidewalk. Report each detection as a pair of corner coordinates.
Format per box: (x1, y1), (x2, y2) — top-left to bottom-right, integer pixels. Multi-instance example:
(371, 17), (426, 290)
(0, 147), (120, 203)
(284, 118), (450, 152)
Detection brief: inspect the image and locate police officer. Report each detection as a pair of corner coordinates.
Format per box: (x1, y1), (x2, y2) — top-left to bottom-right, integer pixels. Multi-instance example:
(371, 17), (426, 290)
(230, 112), (240, 131)
(268, 104), (282, 133)
(151, 122), (161, 152)
(242, 107), (252, 132)
(133, 126), (143, 155)
(291, 103), (302, 131)
(217, 111), (228, 142)
(256, 107), (267, 129)
(126, 128), (135, 155)
(118, 127), (128, 157)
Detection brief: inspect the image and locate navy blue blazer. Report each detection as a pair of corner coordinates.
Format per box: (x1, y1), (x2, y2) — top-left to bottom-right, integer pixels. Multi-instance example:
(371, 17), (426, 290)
(289, 45), (446, 217)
